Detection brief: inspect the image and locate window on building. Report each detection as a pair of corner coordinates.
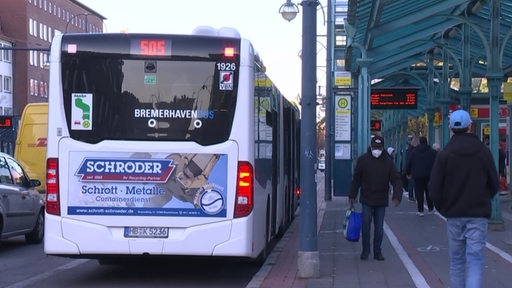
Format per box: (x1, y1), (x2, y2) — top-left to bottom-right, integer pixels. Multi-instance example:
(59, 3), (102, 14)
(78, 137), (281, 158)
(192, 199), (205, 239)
(4, 76), (11, 93)
(0, 75), (2, 91)
(34, 80), (38, 96)
(335, 34), (347, 47)
(29, 19), (33, 35)
(30, 79), (34, 95)
(2, 46), (11, 63)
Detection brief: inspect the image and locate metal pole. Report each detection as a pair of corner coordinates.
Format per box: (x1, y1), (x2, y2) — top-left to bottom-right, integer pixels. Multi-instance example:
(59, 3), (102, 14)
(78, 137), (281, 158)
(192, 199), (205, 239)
(487, 0), (504, 230)
(324, 0), (333, 201)
(297, 0), (320, 278)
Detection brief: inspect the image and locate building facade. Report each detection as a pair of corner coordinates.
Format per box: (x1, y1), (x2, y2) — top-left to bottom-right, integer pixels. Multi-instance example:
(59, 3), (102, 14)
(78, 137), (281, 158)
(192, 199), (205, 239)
(0, 0), (104, 116)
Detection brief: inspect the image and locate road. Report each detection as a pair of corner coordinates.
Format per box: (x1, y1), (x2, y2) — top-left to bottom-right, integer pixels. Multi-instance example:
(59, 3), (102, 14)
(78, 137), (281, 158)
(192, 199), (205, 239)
(0, 237), (264, 288)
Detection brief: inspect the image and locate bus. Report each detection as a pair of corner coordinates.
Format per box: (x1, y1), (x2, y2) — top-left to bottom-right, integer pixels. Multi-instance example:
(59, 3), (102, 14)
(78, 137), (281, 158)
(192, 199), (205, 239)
(44, 28), (300, 262)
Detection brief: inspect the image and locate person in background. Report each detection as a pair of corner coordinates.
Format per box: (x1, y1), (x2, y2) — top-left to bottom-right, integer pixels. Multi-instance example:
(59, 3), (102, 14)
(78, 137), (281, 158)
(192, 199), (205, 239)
(429, 109), (498, 288)
(499, 142), (506, 177)
(349, 135), (402, 261)
(406, 136), (437, 216)
(404, 137), (416, 201)
(387, 147), (396, 162)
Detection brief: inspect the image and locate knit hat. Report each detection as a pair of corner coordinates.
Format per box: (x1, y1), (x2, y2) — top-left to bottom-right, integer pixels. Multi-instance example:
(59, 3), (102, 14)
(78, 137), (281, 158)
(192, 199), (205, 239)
(371, 135), (384, 149)
(449, 110), (472, 129)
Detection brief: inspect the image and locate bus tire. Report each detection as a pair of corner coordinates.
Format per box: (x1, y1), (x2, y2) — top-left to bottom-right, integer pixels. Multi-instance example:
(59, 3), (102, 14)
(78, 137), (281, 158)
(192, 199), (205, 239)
(25, 210), (44, 244)
(254, 200), (271, 264)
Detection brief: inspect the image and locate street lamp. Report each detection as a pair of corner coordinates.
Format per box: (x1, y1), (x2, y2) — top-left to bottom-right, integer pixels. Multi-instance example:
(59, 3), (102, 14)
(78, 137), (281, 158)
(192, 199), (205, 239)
(279, 0), (300, 22)
(280, 0), (320, 278)
(65, 13), (90, 33)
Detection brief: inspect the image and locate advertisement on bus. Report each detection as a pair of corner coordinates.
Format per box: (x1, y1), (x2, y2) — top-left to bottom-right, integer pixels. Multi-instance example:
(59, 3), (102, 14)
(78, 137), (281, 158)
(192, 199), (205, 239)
(67, 152), (227, 217)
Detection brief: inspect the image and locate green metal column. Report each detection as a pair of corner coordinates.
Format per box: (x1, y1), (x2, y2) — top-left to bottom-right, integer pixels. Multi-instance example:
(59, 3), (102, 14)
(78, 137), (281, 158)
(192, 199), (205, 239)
(460, 23), (472, 110)
(487, 0), (504, 230)
(441, 48), (451, 147)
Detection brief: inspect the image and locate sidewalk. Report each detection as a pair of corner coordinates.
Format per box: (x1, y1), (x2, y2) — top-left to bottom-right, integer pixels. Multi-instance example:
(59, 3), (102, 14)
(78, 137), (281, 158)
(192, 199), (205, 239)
(248, 181), (512, 288)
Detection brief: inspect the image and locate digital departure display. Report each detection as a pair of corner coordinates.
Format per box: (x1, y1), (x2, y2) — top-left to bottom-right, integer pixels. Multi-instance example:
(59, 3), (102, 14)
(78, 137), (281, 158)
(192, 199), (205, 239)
(370, 88), (418, 109)
(0, 116), (13, 129)
(131, 39), (172, 56)
(370, 120), (382, 131)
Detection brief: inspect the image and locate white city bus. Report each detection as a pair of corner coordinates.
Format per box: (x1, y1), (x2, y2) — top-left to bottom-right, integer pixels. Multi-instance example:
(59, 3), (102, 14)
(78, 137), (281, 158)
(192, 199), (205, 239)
(44, 28), (300, 262)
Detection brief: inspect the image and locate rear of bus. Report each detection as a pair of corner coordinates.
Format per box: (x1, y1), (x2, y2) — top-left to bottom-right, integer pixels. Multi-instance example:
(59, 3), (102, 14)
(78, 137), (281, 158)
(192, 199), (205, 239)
(44, 31), (262, 259)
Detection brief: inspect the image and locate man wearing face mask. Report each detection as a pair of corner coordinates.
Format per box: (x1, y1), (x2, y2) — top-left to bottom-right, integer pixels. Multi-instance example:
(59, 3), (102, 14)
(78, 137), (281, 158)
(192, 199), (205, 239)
(349, 135), (402, 261)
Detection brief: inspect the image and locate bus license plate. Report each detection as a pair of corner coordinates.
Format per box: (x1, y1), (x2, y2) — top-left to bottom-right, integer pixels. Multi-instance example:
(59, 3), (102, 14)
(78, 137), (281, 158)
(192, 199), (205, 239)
(124, 227), (169, 238)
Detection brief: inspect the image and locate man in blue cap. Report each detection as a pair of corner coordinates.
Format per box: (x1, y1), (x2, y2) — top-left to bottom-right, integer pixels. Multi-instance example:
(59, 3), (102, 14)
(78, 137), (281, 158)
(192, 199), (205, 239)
(429, 109), (498, 288)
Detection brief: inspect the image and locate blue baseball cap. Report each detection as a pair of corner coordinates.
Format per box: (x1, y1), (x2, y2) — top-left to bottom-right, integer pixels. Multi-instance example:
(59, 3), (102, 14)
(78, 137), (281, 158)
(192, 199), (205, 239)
(449, 110), (472, 129)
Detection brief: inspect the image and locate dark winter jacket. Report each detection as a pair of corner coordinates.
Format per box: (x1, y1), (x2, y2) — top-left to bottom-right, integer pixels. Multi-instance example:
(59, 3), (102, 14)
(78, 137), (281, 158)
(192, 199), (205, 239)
(429, 133), (499, 218)
(406, 143), (437, 179)
(349, 148), (403, 207)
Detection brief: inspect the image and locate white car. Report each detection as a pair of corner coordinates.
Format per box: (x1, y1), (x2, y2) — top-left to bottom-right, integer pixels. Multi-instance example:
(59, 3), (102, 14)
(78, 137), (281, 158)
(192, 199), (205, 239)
(0, 152), (44, 244)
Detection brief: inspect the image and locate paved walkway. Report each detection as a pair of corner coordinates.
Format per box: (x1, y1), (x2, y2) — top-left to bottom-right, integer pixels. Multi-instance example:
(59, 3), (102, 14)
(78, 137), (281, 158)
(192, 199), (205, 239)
(247, 174), (512, 288)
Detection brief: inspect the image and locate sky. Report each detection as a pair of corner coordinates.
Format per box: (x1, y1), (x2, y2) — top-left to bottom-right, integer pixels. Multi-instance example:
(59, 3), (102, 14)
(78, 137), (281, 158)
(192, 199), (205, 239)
(78, 0), (328, 102)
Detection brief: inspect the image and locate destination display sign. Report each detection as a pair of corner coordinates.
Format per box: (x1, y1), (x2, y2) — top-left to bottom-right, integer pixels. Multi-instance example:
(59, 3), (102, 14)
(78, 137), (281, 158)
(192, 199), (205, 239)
(370, 120), (382, 131)
(370, 88), (418, 109)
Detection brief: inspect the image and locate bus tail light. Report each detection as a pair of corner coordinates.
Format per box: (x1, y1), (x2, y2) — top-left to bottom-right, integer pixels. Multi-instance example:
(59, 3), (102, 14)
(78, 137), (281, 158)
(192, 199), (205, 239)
(234, 161), (253, 218)
(46, 158), (60, 215)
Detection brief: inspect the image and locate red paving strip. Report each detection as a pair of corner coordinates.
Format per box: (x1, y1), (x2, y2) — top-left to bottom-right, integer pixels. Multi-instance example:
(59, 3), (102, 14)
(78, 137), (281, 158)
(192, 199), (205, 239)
(260, 219), (307, 288)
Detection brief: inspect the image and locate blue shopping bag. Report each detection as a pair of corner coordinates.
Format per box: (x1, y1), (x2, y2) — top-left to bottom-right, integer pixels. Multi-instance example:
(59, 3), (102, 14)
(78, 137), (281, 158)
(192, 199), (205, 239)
(343, 208), (362, 242)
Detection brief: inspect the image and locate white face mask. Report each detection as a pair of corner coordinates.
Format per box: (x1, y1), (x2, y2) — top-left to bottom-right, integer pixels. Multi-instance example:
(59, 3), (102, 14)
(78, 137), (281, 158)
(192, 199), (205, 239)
(371, 149), (383, 158)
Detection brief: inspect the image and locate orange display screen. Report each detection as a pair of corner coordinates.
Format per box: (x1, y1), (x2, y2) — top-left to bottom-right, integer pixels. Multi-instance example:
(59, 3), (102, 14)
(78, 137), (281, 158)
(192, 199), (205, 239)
(370, 88), (418, 109)
(0, 116), (12, 129)
(132, 39), (171, 56)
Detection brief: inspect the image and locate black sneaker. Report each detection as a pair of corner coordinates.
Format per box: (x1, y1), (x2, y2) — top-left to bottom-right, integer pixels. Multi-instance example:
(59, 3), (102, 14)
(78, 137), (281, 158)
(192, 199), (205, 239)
(360, 252), (369, 260)
(374, 254), (385, 261)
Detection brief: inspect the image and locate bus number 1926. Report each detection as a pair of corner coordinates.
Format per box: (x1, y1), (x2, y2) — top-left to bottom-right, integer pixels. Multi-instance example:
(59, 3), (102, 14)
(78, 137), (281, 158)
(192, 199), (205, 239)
(217, 63), (236, 71)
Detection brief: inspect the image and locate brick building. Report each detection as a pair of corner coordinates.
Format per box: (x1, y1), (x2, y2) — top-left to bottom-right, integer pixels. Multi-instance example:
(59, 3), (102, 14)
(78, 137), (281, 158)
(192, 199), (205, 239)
(0, 0), (104, 116)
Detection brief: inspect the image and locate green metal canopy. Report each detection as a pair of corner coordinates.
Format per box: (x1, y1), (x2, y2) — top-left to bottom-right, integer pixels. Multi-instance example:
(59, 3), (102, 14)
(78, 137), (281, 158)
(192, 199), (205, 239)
(346, 0), (512, 80)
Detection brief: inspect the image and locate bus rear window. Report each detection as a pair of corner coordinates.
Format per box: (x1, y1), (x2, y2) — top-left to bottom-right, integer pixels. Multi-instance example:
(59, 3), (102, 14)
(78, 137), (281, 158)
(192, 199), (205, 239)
(61, 47), (239, 145)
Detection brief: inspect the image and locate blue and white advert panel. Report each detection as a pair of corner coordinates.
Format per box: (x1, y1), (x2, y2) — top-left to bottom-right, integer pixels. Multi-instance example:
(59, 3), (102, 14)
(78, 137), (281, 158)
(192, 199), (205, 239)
(68, 152), (227, 217)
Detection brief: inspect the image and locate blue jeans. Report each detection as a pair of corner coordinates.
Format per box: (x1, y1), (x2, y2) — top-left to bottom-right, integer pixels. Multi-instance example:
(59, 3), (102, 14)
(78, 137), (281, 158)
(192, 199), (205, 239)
(447, 217), (488, 288)
(361, 204), (386, 256)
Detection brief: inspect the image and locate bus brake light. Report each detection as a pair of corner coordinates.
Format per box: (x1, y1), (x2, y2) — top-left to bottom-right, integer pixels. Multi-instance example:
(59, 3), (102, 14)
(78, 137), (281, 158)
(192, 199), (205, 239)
(234, 161), (253, 218)
(46, 158), (60, 215)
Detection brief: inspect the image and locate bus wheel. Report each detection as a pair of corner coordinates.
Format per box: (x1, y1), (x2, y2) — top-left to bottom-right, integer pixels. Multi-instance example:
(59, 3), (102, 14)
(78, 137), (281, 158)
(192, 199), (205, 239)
(254, 201), (271, 264)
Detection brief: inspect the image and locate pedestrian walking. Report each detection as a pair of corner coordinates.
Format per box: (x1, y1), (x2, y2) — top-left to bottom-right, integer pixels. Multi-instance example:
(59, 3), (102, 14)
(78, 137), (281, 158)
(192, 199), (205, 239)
(406, 136), (436, 216)
(429, 109), (499, 288)
(349, 135), (402, 261)
(404, 137), (416, 201)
